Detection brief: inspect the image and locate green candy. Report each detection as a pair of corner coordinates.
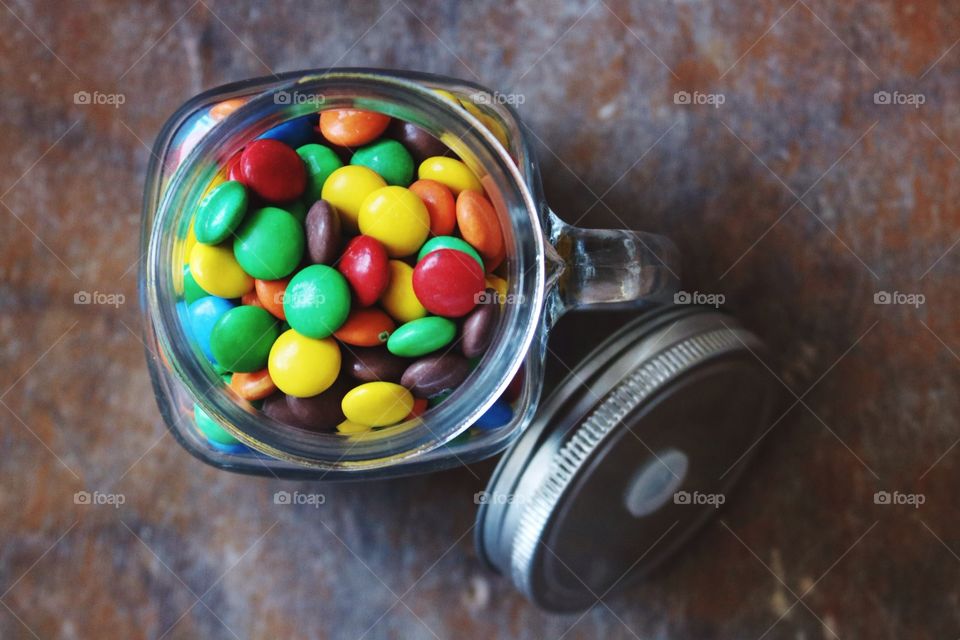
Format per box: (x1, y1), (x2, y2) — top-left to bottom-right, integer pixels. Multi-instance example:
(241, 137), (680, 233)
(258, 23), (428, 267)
(194, 403), (241, 446)
(351, 139), (414, 186)
(233, 207), (305, 279)
(194, 180), (248, 244)
(298, 143), (343, 202)
(283, 264), (351, 339)
(387, 317), (456, 357)
(210, 305), (279, 372)
(417, 236), (484, 269)
(183, 264), (207, 304)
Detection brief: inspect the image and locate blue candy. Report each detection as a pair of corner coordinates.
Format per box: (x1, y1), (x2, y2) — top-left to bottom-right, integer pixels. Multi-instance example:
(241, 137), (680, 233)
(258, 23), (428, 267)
(187, 296), (235, 362)
(474, 399), (513, 430)
(257, 116), (316, 149)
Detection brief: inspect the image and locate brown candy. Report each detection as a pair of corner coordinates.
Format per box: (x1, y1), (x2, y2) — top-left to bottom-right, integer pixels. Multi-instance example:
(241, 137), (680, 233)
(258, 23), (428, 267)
(388, 121), (449, 164)
(401, 353), (471, 397)
(461, 289), (499, 357)
(262, 393), (308, 428)
(305, 199), (341, 264)
(344, 347), (408, 383)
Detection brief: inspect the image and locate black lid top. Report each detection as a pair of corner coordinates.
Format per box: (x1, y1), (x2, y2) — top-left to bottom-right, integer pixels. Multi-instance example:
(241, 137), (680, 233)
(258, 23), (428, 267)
(475, 306), (779, 612)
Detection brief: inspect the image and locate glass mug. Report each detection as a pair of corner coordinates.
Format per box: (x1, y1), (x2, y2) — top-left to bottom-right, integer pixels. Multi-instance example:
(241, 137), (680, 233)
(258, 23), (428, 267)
(141, 69), (681, 478)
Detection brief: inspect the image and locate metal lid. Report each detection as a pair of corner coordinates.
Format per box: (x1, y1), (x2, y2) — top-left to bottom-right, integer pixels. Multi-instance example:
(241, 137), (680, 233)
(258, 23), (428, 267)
(475, 306), (779, 612)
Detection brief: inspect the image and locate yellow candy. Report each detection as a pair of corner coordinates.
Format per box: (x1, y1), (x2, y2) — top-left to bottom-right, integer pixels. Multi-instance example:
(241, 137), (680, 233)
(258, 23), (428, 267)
(382, 260), (427, 323)
(321, 165), (386, 232)
(341, 382), (413, 427)
(418, 156), (483, 195)
(458, 99), (510, 149)
(432, 89), (459, 103)
(183, 220), (198, 263)
(189, 242), (254, 298)
(358, 186), (430, 257)
(336, 419), (372, 435)
(485, 274), (508, 304)
(268, 329), (341, 398)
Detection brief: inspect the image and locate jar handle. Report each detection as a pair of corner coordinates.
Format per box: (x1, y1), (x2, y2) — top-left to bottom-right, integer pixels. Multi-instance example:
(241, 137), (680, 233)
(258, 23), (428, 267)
(545, 210), (681, 321)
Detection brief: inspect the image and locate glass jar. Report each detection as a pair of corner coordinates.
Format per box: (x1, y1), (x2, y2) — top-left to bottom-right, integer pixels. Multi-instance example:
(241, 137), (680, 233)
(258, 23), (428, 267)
(141, 69), (679, 477)
(141, 69), (778, 610)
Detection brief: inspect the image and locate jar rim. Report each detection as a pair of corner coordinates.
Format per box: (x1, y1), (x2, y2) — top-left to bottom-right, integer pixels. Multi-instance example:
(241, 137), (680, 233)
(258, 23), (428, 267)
(143, 70), (546, 471)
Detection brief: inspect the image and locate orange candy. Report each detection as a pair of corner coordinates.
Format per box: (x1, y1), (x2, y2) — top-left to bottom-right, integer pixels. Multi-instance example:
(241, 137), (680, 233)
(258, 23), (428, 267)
(241, 291), (264, 309)
(255, 278), (289, 320)
(409, 179), (456, 236)
(230, 368), (277, 401)
(456, 190), (503, 261)
(406, 397), (428, 420)
(333, 308), (396, 347)
(210, 98), (247, 121)
(319, 109), (391, 147)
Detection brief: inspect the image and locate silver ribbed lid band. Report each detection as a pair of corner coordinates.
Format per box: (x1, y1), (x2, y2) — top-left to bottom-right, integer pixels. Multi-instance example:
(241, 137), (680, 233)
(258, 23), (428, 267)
(509, 327), (755, 601)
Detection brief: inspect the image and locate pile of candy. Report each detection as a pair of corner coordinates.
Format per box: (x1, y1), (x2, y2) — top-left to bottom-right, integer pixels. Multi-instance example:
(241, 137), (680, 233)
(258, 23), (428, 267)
(182, 106), (517, 446)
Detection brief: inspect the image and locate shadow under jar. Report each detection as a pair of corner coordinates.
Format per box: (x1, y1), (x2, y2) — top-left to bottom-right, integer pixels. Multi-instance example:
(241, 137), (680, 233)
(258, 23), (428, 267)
(141, 69), (779, 611)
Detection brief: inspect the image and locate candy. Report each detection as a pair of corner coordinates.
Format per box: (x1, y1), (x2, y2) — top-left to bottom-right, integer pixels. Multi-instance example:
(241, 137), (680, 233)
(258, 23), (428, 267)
(262, 392), (309, 428)
(412, 249), (485, 317)
(485, 274), (508, 302)
(254, 277), (289, 320)
(194, 180), (248, 245)
(210, 305), (280, 373)
(297, 143), (343, 202)
(388, 121), (448, 164)
(357, 186), (430, 257)
(258, 116), (316, 149)
(320, 165), (386, 233)
(229, 368), (277, 401)
(387, 316), (456, 357)
(210, 98), (246, 121)
(188, 296), (235, 362)
(337, 235), (389, 307)
(418, 156), (482, 194)
(351, 139), (414, 186)
(233, 207), (305, 279)
(305, 200), (341, 264)
(268, 329), (341, 397)
(334, 308), (395, 347)
(239, 139), (306, 202)
(194, 404), (242, 446)
(183, 264), (206, 304)
(409, 179), (456, 236)
(401, 354), (471, 397)
(285, 379), (350, 432)
(461, 291), (499, 357)
(283, 264), (351, 339)
(341, 382), (413, 427)
(189, 243), (254, 299)
(381, 260), (427, 323)
(474, 398), (513, 430)
(337, 419), (372, 435)
(343, 347), (408, 383)
(406, 397), (429, 419)
(455, 190), (503, 260)
(319, 109), (391, 147)
(417, 235), (483, 269)
(241, 290), (264, 309)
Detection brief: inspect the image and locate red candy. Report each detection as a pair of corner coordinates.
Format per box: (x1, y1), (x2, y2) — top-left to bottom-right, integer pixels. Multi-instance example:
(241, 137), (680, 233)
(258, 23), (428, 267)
(337, 235), (390, 307)
(226, 152), (245, 183)
(239, 139), (306, 203)
(412, 249), (485, 318)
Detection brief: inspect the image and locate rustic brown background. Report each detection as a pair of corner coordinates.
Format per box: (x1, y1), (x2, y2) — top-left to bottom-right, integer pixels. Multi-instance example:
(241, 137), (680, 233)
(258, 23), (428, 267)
(2, 1), (959, 638)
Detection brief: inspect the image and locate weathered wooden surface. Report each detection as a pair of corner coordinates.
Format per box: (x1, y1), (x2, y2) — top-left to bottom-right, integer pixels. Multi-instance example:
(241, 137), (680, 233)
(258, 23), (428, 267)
(2, 1), (959, 638)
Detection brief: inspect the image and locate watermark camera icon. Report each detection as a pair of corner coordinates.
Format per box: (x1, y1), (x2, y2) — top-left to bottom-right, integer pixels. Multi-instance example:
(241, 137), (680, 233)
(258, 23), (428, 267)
(74, 490), (91, 504)
(674, 91), (691, 105)
(274, 490), (291, 504)
(274, 92), (292, 105)
(74, 91), (91, 105)
(873, 91), (891, 105)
